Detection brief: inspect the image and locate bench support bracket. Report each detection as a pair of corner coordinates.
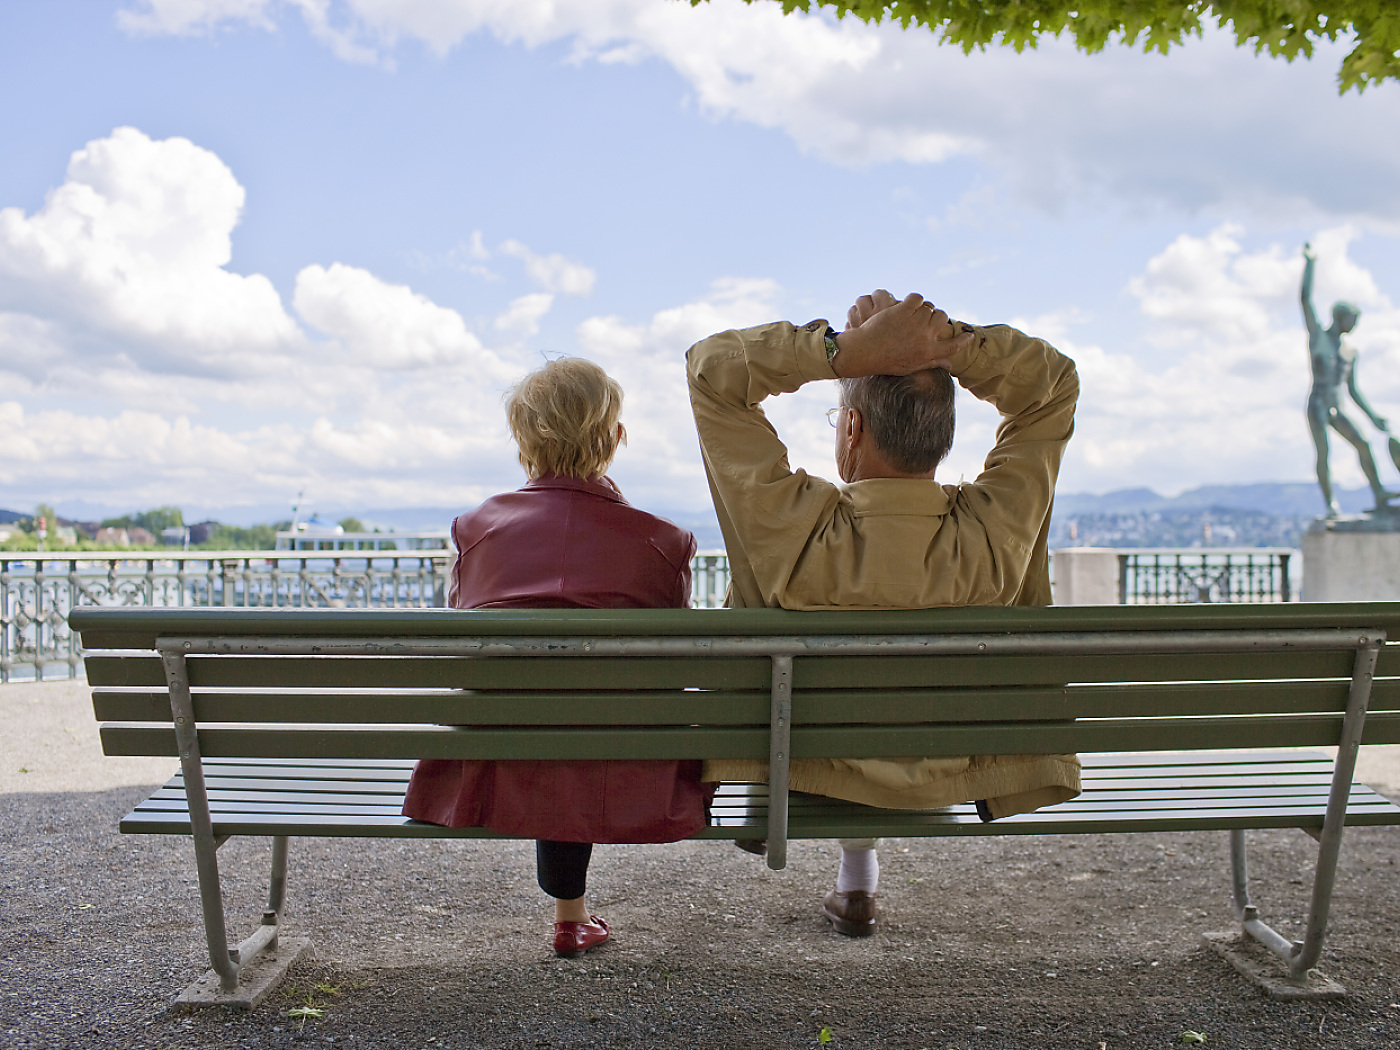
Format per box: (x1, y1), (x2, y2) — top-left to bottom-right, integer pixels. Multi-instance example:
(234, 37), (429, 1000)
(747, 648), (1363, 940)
(160, 641), (302, 1001)
(1208, 636), (1381, 998)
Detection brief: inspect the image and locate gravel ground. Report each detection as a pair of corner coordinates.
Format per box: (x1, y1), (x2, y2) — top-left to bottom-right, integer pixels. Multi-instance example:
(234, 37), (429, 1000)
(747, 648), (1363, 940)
(6, 680), (1400, 1050)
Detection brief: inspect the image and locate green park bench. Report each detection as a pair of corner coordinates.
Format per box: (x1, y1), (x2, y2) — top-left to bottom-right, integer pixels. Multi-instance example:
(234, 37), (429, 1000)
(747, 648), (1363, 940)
(70, 602), (1400, 1005)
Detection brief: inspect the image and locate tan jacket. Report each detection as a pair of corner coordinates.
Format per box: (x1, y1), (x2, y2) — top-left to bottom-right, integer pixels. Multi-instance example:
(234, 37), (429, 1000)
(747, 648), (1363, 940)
(686, 318), (1081, 818)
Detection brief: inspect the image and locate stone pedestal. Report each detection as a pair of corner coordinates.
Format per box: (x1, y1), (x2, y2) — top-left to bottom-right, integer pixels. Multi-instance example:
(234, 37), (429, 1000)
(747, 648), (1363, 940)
(1302, 523), (1400, 601)
(1052, 547), (1120, 605)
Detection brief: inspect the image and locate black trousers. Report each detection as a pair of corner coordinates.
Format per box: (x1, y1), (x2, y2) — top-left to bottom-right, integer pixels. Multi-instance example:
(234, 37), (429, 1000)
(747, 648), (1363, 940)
(536, 840), (593, 900)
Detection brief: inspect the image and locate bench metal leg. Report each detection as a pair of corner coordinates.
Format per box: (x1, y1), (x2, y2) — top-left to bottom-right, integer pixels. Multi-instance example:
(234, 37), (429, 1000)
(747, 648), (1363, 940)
(160, 642), (310, 1007)
(1214, 637), (1380, 994)
(767, 655), (793, 871)
(162, 645), (241, 992)
(267, 835), (289, 931)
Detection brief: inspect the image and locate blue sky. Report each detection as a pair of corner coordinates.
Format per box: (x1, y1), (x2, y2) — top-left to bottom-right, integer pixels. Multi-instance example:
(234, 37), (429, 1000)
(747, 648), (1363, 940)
(3, 1), (1400, 526)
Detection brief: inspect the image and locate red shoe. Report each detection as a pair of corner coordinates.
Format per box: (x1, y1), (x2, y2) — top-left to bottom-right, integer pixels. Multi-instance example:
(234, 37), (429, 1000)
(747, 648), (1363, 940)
(553, 915), (610, 957)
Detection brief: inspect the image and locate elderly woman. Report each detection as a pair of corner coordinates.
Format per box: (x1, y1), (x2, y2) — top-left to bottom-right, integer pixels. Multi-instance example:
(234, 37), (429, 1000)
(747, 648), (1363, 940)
(402, 357), (704, 957)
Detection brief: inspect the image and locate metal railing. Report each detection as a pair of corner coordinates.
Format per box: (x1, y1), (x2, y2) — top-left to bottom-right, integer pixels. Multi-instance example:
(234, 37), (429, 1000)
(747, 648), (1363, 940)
(1, 546), (1302, 681)
(1, 551), (452, 682)
(2, 549), (735, 682)
(1118, 549), (1296, 605)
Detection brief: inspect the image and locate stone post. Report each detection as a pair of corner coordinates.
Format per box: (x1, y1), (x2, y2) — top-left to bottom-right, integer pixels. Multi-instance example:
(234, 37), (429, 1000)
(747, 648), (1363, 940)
(1052, 547), (1121, 605)
(1302, 526), (1400, 601)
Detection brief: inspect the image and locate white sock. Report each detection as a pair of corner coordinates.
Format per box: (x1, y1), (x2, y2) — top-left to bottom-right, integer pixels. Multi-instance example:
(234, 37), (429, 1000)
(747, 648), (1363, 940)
(835, 846), (879, 894)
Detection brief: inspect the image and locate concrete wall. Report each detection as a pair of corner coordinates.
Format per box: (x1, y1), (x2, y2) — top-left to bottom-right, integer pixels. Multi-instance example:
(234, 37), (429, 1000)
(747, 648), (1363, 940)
(1302, 530), (1400, 601)
(1052, 547), (1120, 605)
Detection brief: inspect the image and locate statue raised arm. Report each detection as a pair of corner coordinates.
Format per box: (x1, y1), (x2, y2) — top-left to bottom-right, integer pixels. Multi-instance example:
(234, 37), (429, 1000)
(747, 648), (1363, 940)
(1301, 243), (1395, 517)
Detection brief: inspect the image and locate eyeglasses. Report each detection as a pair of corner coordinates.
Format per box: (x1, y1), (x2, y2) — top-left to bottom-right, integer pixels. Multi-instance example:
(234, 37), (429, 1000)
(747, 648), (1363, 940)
(826, 407), (845, 428)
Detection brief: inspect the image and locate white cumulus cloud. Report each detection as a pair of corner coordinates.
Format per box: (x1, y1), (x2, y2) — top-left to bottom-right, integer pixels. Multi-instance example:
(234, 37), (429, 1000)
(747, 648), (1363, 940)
(0, 126), (605, 511)
(0, 126), (301, 373)
(117, 0), (1400, 221)
(294, 262), (509, 373)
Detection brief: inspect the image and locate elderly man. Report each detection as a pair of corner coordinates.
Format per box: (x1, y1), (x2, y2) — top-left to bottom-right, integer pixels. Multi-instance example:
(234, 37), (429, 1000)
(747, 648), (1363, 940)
(686, 289), (1081, 936)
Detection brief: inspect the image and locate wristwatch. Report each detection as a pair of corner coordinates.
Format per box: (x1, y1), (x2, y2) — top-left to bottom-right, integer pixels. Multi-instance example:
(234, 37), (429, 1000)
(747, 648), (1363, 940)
(824, 326), (841, 363)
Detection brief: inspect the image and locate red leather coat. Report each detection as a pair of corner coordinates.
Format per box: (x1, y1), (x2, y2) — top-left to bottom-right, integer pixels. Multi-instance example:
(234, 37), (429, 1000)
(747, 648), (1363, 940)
(401, 474), (709, 842)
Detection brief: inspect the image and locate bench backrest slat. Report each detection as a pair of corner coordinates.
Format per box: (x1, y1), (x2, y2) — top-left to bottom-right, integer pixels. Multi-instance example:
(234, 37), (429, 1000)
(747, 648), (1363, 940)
(89, 679), (1400, 726)
(96, 710), (1400, 762)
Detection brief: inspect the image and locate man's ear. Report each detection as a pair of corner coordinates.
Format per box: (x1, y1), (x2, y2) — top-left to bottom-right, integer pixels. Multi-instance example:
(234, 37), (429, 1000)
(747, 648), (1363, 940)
(845, 407), (864, 450)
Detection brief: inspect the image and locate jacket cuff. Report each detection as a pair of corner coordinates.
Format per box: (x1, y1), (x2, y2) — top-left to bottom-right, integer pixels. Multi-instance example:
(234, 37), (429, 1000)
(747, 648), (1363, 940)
(795, 319), (839, 383)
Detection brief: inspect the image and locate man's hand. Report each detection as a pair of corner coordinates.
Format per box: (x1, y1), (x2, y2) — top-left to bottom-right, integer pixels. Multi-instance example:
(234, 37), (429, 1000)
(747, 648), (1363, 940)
(832, 290), (973, 379)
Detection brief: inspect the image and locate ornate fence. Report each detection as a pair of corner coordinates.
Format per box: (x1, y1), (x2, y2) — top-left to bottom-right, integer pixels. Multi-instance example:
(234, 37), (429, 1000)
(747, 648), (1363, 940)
(2, 547), (1301, 681)
(1, 549), (736, 682)
(1, 552), (453, 682)
(1117, 549), (1296, 605)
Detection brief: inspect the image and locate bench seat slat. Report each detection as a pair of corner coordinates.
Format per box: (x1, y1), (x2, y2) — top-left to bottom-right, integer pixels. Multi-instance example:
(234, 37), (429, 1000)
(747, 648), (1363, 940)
(148, 782), (1362, 808)
(129, 787), (1386, 821)
(119, 749), (1400, 842)
(118, 793), (1400, 840)
(1069, 756), (1344, 772)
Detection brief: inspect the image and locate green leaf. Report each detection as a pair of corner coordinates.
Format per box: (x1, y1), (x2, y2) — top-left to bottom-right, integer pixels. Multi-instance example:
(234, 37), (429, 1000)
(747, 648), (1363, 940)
(287, 1006), (325, 1020)
(818, 1027), (834, 1043)
(699, 1), (1400, 93)
(1179, 1032), (1207, 1045)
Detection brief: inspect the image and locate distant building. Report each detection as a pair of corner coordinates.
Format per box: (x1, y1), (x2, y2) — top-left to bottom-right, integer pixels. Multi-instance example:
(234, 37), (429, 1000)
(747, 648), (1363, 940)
(127, 526), (157, 546)
(161, 526), (191, 547)
(95, 527), (129, 546)
(188, 521), (218, 545)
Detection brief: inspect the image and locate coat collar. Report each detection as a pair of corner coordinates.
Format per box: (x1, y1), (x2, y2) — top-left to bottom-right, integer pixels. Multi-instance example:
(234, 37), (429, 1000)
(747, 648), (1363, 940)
(521, 473), (630, 506)
(842, 477), (955, 517)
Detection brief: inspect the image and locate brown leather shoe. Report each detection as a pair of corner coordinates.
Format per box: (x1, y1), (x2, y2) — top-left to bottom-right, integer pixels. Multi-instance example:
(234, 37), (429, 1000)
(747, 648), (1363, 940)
(822, 889), (877, 937)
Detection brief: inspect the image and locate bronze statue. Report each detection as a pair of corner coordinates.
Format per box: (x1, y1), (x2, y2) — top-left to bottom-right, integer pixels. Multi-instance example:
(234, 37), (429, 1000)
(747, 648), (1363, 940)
(1301, 242), (1398, 517)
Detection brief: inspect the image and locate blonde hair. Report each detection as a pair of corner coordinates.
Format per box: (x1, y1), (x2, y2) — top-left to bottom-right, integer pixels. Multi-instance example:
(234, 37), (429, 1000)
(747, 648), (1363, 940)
(507, 357), (626, 480)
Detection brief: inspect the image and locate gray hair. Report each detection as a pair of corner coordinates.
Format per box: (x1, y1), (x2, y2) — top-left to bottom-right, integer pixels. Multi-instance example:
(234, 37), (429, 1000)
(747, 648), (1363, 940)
(839, 369), (955, 475)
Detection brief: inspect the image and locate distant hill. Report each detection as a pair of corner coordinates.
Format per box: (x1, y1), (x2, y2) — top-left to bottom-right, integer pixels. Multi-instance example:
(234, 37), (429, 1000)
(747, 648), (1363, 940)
(1053, 482), (1359, 518)
(1049, 482), (1362, 548)
(0, 508), (24, 525)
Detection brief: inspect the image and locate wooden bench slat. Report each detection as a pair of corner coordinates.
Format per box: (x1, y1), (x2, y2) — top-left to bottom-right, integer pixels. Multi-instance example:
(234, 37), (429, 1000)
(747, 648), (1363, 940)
(98, 710), (1400, 761)
(91, 678), (1400, 728)
(69, 600), (1400, 648)
(1089, 758), (1347, 774)
(100, 723), (773, 760)
(132, 786), (1384, 821)
(795, 651), (1365, 688)
(81, 641), (1400, 692)
(85, 654), (775, 690)
(119, 798), (1400, 839)
(87, 681), (1355, 727)
(93, 689), (771, 725)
